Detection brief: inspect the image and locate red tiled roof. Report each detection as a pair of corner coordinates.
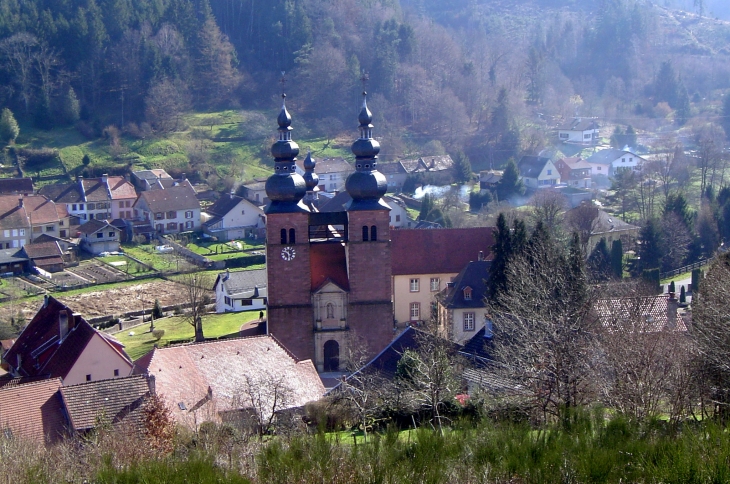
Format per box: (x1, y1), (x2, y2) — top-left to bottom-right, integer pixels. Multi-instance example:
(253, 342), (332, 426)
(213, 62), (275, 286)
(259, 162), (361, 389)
(23, 241), (62, 259)
(0, 195), (29, 230)
(310, 242), (350, 291)
(132, 336), (325, 429)
(391, 227), (495, 275)
(0, 378), (67, 445)
(107, 176), (137, 200)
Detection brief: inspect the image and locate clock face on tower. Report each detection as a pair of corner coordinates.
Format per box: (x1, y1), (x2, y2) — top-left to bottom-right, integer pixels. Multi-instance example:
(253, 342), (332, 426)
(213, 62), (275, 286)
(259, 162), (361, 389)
(281, 246), (296, 261)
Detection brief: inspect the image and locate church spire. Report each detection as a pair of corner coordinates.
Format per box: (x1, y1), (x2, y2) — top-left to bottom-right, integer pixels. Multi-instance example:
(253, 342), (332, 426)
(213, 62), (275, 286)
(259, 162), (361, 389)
(346, 92), (387, 210)
(265, 94), (308, 213)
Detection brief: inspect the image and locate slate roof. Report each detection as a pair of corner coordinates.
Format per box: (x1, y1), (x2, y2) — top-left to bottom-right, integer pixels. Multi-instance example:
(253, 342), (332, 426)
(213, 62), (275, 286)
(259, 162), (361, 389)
(310, 242), (350, 291)
(391, 227), (494, 275)
(60, 375), (151, 432)
(38, 182), (83, 204)
(107, 176), (137, 200)
(459, 326), (495, 361)
(439, 260), (491, 309)
(136, 185), (200, 212)
(206, 194), (245, 218)
(77, 219), (117, 235)
(295, 157), (352, 174)
(378, 162), (408, 175)
(518, 156), (551, 178)
(132, 336), (325, 429)
(558, 118), (600, 131)
(318, 191), (353, 213)
(0, 177), (33, 195)
(0, 378), (67, 445)
(214, 269), (267, 298)
(0, 248), (28, 265)
(4, 296), (132, 380)
(593, 295), (687, 333)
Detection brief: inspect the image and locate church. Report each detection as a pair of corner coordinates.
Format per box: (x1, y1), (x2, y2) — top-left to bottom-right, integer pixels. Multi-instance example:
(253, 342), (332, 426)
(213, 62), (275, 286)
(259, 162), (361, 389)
(264, 92), (394, 373)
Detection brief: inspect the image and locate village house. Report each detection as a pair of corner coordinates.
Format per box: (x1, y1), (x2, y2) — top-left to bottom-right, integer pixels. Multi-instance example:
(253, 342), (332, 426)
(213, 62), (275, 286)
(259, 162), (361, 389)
(202, 193), (266, 241)
(391, 228), (494, 326)
(0, 248), (28, 274)
(400, 155), (455, 185)
(39, 175), (136, 222)
(2, 296), (134, 385)
(0, 378), (66, 445)
(239, 179), (268, 206)
(77, 219), (121, 255)
(554, 157), (593, 189)
(567, 205), (641, 253)
(22, 240), (65, 273)
(0, 195), (70, 249)
(518, 156), (561, 189)
(131, 336), (325, 431)
(0, 177), (34, 196)
(295, 157), (353, 193)
(378, 162), (409, 192)
(479, 170), (502, 191)
(585, 148), (646, 177)
(557, 117), (600, 145)
(437, 259), (491, 344)
(213, 268), (267, 313)
(131, 169), (173, 191)
(134, 184), (201, 235)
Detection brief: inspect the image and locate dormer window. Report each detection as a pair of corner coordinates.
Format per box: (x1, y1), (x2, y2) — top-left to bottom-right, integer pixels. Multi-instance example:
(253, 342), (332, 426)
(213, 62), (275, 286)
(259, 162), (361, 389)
(463, 287), (472, 300)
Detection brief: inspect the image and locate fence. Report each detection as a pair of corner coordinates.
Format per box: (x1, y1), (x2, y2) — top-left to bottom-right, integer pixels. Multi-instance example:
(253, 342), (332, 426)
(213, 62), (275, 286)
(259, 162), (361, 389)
(660, 259), (707, 281)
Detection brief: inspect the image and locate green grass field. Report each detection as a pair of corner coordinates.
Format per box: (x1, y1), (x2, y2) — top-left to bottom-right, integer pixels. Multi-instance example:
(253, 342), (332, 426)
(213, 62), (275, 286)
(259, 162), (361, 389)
(114, 310), (265, 360)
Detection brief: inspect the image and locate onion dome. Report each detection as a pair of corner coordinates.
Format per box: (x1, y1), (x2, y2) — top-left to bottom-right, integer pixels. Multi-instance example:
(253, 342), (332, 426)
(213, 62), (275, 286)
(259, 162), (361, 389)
(346, 92), (387, 209)
(302, 151), (319, 191)
(265, 95), (308, 213)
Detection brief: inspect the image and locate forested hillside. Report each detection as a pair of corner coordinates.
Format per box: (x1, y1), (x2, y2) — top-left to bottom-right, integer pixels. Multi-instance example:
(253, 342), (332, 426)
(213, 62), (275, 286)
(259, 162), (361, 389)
(1, 0), (730, 169)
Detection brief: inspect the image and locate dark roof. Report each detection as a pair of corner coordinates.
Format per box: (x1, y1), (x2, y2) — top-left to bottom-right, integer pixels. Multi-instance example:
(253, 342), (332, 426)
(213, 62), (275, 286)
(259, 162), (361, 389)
(23, 241), (63, 259)
(214, 269), (267, 297)
(459, 326), (495, 361)
(0, 248), (28, 264)
(558, 118), (600, 131)
(413, 220), (442, 229)
(0, 177), (33, 195)
(60, 375), (151, 432)
(318, 192), (352, 213)
(81, 178), (110, 202)
(391, 227), (494, 275)
(518, 156), (551, 178)
(38, 182), (83, 204)
(77, 219), (117, 235)
(206, 194), (244, 218)
(132, 169), (172, 183)
(296, 157), (352, 175)
(378, 162), (408, 175)
(310, 242), (349, 291)
(439, 260), (491, 309)
(136, 185), (200, 212)
(0, 378), (67, 445)
(592, 210), (640, 234)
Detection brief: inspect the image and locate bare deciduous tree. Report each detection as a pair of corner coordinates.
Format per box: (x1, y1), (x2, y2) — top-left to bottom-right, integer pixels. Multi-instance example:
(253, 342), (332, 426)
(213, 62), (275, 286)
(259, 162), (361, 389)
(237, 370), (294, 437)
(177, 272), (213, 342)
(528, 189), (567, 234)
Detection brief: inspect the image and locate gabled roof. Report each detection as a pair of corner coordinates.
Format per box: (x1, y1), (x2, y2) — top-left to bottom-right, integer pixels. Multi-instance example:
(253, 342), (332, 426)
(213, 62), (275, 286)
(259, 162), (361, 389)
(585, 149), (639, 165)
(205, 194), (253, 219)
(0, 196), (29, 230)
(107, 176), (137, 200)
(23, 241), (63, 260)
(417, 155), (453, 172)
(0, 248), (26, 264)
(60, 375), (151, 432)
(558, 118), (600, 131)
(132, 336), (325, 428)
(378, 162), (408, 175)
(310, 242), (349, 291)
(136, 185), (200, 212)
(295, 157), (352, 175)
(242, 179), (267, 191)
(80, 178), (109, 202)
(77, 219), (118, 235)
(0, 177), (33, 195)
(0, 378), (66, 445)
(132, 169), (172, 183)
(24, 195), (68, 224)
(439, 260), (491, 309)
(460, 326), (495, 361)
(592, 210), (640, 234)
(391, 227), (494, 275)
(593, 295), (686, 332)
(4, 296), (132, 380)
(518, 156), (552, 178)
(38, 182), (83, 204)
(317, 192), (353, 213)
(214, 269), (267, 297)
(400, 159), (422, 173)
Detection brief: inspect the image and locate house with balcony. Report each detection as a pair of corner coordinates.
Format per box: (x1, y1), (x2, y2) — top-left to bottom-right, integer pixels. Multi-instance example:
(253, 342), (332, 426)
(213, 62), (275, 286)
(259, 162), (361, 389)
(134, 184), (201, 235)
(77, 219), (121, 255)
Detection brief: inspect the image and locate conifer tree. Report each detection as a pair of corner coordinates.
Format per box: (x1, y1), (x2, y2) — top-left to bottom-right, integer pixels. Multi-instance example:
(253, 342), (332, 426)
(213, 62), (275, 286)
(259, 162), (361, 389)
(495, 158), (524, 202)
(0, 108), (19, 146)
(610, 239), (623, 279)
(587, 237), (611, 282)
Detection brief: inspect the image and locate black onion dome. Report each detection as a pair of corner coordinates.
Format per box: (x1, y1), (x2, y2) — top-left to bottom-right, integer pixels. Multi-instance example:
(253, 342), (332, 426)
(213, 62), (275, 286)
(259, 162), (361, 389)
(351, 137), (380, 158)
(271, 95), (299, 161)
(358, 92), (373, 126)
(347, 91), (388, 206)
(265, 172), (307, 202)
(302, 152), (319, 191)
(265, 94), (307, 210)
(277, 94), (292, 129)
(346, 170), (387, 200)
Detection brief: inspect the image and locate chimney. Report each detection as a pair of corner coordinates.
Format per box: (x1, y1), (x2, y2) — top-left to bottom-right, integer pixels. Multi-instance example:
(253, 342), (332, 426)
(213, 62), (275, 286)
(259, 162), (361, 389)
(147, 374), (156, 395)
(59, 310), (69, 341)
(43, 294), (49, 308)
(101, 174), (108, 184)
(478, 251), (484, 261)
(17, 197), (23, 208)
(181, 173), (187, 180)
(224, 268), (230, 280)
(667, 293), (678, 330)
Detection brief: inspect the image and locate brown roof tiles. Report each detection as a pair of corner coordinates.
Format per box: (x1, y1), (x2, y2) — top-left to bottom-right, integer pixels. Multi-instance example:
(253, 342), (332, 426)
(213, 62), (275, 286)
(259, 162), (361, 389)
(0, 378), (67, 445)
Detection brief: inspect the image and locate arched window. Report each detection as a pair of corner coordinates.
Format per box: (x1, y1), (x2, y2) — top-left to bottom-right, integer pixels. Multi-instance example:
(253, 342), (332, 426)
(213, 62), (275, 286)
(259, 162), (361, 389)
(323, 340), (340, 372)
(370, 225), (377, 241)
(362, 226), (369, 241)
(326, 303), (334, 319)
(289, 228), (296, 244)
(280, 228), (287, 245)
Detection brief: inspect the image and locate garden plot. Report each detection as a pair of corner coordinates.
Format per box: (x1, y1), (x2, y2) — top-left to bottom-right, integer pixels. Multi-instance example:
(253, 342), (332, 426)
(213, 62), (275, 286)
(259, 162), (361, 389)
(67, 261), (129, 284)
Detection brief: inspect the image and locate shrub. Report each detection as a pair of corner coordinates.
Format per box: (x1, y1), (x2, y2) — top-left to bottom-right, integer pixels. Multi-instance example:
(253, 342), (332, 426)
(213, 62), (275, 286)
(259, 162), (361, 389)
(152, 299), (164, 319)
(152, 329), (165, 341)
(17, 147), (59, 170)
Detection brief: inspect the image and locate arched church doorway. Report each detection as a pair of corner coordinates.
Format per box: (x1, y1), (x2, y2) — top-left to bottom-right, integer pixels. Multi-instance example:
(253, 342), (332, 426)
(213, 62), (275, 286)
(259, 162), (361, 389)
(323, 340), (340, 372)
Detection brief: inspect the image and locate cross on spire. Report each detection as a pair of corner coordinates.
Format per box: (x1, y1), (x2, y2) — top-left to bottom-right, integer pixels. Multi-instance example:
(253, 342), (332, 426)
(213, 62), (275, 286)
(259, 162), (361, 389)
(279, 71), (287, 95)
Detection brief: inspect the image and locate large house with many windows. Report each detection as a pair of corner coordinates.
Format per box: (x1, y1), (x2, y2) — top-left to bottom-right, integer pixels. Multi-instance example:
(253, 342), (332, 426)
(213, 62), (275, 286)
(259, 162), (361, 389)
(133, 184), (201, 234)
(39, 176), (136, 223)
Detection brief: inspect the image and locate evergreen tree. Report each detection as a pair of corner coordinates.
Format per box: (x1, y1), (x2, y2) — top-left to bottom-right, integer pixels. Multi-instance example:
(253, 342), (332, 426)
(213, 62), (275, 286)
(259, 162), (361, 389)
(638, 218), (662, 272)
(418, 193), (434, 221)
(654, 60), (680, 107)
(610, 126), (624, 149)
(664, 192), (693, 230)
(587, 237), (611, 282)
(62, 87), (80, 125)
(679, 285), (686, 303)
(488, 213), (512, 299)
(469, 189), (493, 212)
(452, 150), (472, 183)
(0, 108), (20, 146)
(567, 232), (588, 303)
(495, 158), (524, 202)
(610, 239), (623, 279)
(625, 125), (637, 148)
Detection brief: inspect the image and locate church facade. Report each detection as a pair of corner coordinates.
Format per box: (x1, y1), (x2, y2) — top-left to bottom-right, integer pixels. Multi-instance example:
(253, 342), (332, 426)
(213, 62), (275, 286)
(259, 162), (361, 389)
(264, 93), (394, 372)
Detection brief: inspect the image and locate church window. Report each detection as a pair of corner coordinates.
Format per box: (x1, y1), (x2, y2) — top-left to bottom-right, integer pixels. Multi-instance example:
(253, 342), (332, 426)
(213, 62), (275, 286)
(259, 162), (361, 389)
(326, 303), (334, 319)
(410, 278), (420, 292)
(463, 312), (475, 331)
(362, 226), (369, 241)
(280, 229), (287, 244)
(370, 225), (377, 241)
(410, 303), (420, 320)
(289, 228), (296, 244)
